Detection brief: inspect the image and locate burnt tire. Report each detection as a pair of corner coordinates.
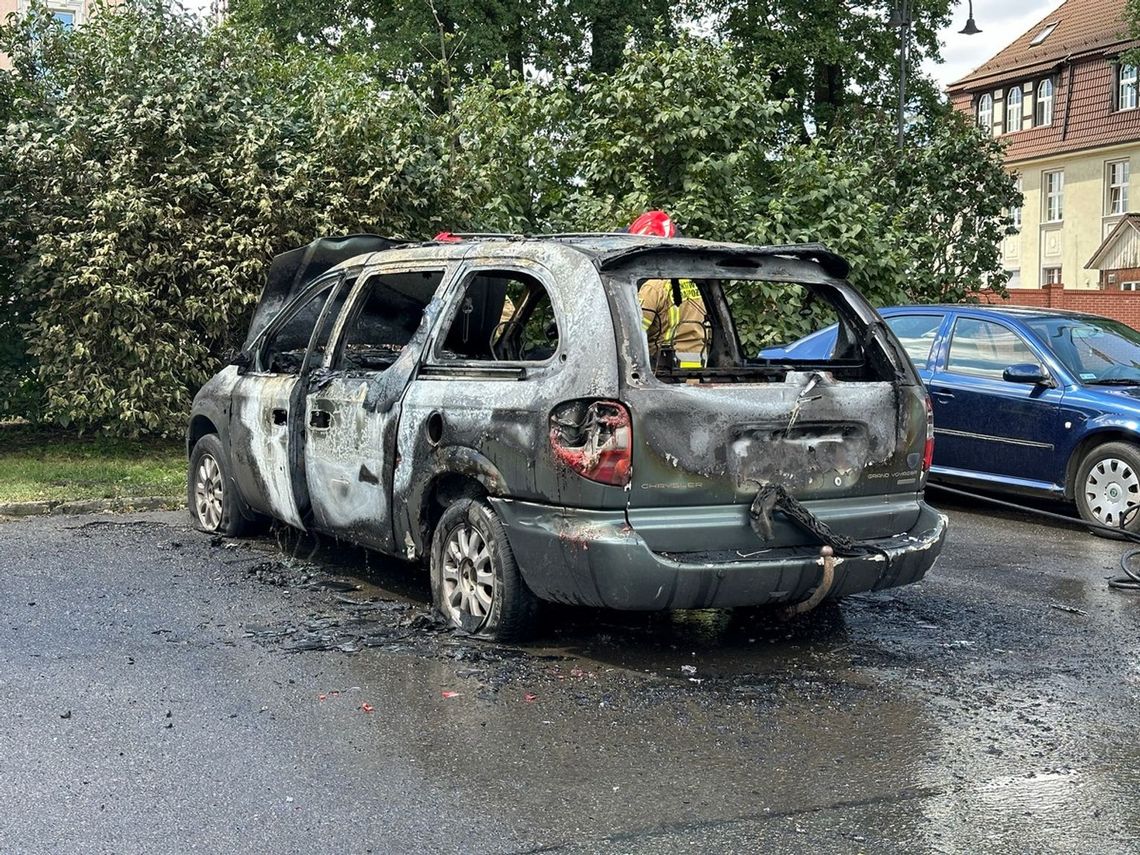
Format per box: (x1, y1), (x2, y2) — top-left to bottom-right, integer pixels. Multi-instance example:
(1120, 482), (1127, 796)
(430, 498), (538, 642)
(188, 434), (251, 537)
(1075, 441), (1140, 537)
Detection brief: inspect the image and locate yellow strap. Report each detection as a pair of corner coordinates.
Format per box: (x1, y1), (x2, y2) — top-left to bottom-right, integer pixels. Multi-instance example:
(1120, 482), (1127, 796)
(666, 304), (680, 342)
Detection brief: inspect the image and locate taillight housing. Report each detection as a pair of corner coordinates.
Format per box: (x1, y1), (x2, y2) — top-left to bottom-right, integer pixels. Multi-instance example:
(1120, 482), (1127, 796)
(549, 400), (632, 487)
(922, 394), (935, 473)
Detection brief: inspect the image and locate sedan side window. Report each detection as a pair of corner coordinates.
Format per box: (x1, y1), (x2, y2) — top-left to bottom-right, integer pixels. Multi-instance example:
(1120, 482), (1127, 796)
(884, 314), (944, 365)
(331, 269), (445, 373)
(947, 318), (1039, 380)
(437, 270), (560, 363)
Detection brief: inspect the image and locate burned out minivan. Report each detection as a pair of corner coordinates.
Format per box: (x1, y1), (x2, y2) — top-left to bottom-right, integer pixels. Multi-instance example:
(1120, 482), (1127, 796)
(188, 233), (947, 640)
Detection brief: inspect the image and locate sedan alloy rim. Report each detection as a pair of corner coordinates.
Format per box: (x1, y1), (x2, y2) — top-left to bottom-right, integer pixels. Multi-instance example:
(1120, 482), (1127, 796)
(441, 523), (494, 627)
(1085, 457), (1140, 528)
(194, 453), (224, 531)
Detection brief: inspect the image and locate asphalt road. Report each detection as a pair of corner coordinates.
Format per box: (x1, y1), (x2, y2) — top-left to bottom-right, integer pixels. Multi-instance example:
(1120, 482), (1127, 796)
(1, 492), (1138, 854)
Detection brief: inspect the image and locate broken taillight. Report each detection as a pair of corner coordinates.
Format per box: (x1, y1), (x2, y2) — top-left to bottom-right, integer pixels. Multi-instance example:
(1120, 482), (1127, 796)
(922, 394), (935, 473)
(549, 400), (632, 487)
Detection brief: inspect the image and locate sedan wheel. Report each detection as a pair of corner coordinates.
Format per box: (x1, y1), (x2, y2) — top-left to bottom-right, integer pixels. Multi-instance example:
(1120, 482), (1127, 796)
(1076, 441), (1140, 534)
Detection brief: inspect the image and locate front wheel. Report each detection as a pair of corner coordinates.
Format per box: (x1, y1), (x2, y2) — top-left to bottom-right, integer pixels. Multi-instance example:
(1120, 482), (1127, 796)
(430, 498), (538, 641)
(1075, 441), (1140, 536)
(188, 434), (251, 536)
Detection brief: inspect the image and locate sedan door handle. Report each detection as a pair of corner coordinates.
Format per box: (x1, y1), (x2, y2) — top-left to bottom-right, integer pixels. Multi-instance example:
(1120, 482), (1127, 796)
(310, 409), (332, 429)
(930, 389), (955, 401)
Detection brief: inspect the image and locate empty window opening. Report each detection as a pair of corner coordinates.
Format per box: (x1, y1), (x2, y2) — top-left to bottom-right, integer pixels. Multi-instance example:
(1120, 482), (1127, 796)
(438, 270), (560, 363)
(260, 279), (347, 374)
(332, 270), (444, 372)
(609, 268), (900, 385)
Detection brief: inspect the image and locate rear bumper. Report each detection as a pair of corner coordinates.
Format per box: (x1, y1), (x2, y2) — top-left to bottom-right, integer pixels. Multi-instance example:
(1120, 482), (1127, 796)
(490, 498), (947, 610)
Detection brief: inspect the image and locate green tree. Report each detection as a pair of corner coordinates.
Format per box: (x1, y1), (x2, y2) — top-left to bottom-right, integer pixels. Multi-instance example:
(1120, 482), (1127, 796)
(691, 0), (957, 137)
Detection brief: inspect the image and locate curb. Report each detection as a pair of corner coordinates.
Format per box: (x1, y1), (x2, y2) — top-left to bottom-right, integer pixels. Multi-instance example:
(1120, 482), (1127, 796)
(0, 496), (182, 519)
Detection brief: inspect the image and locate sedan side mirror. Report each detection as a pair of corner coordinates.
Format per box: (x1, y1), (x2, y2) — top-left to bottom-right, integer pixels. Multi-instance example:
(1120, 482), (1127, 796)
(1003, 362), (1051, 385)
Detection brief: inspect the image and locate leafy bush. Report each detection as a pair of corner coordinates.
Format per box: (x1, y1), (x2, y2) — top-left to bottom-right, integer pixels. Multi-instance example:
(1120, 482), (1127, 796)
(0, 4), (1016, 435)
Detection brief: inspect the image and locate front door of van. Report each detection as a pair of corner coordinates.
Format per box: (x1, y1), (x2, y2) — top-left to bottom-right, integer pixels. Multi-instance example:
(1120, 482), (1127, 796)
(229, 276), (346, 530)
(302, 265), (449, 552)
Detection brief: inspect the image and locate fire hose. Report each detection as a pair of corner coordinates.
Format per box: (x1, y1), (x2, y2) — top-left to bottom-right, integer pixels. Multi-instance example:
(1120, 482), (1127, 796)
(930, 483), (1140, 592)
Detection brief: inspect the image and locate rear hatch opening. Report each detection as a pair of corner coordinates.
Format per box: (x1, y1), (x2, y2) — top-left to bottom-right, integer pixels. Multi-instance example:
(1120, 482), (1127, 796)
(600, 248), (928, 548)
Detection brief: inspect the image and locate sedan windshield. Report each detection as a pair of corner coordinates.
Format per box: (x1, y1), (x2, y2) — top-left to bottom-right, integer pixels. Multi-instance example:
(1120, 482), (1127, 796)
(1026, 316), (1140, 385)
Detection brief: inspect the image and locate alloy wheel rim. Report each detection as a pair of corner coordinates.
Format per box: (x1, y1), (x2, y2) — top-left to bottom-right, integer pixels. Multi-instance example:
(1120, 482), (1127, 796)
(441, 523), (494, 628)
(1085, 457), (1140, 528)
(194, 453), (224, 531)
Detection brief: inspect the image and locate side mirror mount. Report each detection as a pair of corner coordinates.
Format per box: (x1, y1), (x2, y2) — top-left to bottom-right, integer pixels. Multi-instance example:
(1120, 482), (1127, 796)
(227, 350), (253, 373)
(1003, 362), (1052, 386)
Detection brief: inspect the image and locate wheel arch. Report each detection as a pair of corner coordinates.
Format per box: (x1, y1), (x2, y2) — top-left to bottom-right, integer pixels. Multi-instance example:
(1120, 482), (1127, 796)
(187, 414), (218, 458)
(1064, 428), (1140, 499)
(405, 446), (507, 560)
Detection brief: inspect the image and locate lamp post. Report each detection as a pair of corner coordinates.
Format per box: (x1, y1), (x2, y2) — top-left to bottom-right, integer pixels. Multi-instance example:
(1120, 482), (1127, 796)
(889, 1), (912, 148)
(890, 0), (983, 147)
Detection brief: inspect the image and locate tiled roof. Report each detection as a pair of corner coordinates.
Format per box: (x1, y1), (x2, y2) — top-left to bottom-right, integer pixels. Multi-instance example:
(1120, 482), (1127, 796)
(949, 0), (1132, 92)
(951, 56), (1140, 163)
(948, 0), (1140, 163)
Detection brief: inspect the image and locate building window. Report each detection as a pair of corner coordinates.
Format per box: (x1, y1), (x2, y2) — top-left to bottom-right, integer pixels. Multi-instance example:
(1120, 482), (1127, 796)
(50, 10), (76, 28)
(1107, 160), (1130, 215)
(1005, 87), (1023, 133)
(1119, 64), (1138, 110)
(976, 94), (993, 132)
(1043, 170), (1064, 222)
(1043, 267), (1063, 285)
(1035, 79), (1054, 125)
(1122, 281), (1140, 291)
(1010, 176), (1023, 230)
(1030, 22), (1058, 46)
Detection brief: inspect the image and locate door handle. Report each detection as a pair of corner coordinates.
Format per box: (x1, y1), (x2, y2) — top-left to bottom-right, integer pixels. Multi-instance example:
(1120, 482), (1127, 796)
(930, 389), (955, 401)
(310, 409), (332, 429)
(271, 408), (288, 426)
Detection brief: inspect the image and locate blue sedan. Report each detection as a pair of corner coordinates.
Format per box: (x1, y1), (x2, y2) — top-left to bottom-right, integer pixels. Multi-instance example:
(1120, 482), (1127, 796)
(762, 305), (1140, 531)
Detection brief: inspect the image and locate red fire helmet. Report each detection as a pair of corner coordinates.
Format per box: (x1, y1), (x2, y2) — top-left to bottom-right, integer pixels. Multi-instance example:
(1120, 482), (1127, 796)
(627, 210), (677, 238)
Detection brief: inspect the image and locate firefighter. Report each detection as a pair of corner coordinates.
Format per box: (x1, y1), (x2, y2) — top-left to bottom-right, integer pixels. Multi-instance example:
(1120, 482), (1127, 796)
(627, 210), (708, 368)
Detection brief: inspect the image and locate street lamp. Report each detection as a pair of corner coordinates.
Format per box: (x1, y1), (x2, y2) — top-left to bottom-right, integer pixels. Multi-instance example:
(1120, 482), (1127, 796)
(959, 0), (982, 36)
(891, 0), (983, 147)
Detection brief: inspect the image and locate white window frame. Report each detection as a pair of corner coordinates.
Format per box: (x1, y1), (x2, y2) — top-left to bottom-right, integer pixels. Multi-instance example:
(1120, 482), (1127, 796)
(977, 94), (993, 133)
(1010, 176), (1023, 231)
(1035, 79), (1054, 126)
(1119, 64), (1138, 111)
(1043, 267), (1063, 286)
(1107, 160), (1130, 215)
(1043, 170), (1064, 222)
(1121, 281), (1140, 291)
(1005, 87), (1023, 134)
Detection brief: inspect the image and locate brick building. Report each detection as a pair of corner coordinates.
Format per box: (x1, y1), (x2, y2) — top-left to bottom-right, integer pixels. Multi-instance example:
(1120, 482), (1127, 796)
(949, 0), (1140, 303)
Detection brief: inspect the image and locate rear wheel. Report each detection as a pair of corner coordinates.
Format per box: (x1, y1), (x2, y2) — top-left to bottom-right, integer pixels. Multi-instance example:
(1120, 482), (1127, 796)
(430, 498), (538, 641)
(1075, 441), (1140, 535)
(188, 434), (251, 536)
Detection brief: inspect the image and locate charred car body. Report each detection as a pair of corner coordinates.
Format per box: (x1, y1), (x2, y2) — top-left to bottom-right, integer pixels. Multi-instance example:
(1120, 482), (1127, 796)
(188, 233), (947, 639)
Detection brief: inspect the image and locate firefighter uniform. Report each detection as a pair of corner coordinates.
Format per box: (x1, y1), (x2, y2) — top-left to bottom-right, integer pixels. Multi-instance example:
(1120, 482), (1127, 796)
(638, 278), (707, 368)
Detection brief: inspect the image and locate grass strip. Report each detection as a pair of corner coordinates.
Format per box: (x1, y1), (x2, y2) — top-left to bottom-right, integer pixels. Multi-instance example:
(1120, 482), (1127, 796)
(0, 424), (185, 504)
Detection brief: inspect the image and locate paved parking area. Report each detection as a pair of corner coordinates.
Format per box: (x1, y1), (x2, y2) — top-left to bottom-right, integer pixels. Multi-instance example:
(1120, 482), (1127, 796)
(0, 495), (1137, 853)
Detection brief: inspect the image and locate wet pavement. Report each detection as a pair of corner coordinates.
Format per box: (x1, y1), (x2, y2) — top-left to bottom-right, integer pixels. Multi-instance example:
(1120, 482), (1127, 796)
(1, 492), (1138, 853)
